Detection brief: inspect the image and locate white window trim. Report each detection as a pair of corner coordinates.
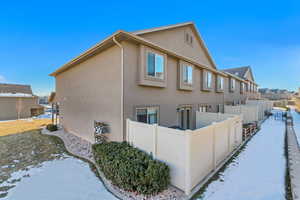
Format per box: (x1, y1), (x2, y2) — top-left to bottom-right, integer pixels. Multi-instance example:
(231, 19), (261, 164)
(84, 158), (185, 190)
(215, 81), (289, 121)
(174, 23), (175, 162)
(146, 50), (165, 80)
(179, 60), (194, 91)
(183, 65), (193, 85)
(139, 45), (167, 88)
(231, 78), (236, 91)
(206, 71), (212, 89)
(199, 105), (207, 112)
(217, 76), (224, 91)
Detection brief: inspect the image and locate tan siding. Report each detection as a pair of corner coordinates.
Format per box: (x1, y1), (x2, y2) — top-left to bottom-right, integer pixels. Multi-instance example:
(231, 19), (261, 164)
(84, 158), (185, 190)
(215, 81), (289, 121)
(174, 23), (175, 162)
(55, 45), (122, 143)
(0, 97), (38, 120)
(123, 41), (223, 130)
(224, 77), (247, 104)
(137, 26), (214, 69)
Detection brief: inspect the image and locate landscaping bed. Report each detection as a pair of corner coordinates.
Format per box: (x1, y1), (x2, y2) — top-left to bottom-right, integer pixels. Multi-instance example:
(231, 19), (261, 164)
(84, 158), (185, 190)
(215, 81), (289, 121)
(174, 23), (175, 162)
(93, 142), (170, 196)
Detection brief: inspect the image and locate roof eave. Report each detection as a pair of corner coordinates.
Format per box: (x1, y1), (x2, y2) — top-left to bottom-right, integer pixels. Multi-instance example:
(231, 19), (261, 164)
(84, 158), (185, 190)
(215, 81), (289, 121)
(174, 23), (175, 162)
(50, 29), (225, 78)
(49, 31), (124, 77)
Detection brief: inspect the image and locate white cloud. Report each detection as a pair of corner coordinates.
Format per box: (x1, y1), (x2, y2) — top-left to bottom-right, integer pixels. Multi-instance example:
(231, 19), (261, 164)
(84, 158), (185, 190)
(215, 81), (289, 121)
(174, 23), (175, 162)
(0, 75), (6, 82)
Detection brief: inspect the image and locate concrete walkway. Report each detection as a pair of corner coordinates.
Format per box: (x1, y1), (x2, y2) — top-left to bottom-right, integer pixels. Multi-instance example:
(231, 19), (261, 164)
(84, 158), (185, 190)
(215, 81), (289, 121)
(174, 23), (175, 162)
(286, 112), (300, 200)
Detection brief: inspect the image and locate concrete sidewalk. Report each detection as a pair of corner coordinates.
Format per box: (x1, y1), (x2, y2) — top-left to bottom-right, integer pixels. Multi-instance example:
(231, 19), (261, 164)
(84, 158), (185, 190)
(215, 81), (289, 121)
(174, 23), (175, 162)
(286, 113), (300, 200)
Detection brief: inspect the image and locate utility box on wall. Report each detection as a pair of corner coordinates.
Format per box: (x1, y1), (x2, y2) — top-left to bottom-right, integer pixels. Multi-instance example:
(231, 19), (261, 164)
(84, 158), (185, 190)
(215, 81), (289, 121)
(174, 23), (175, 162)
(94, 121), (109, 143)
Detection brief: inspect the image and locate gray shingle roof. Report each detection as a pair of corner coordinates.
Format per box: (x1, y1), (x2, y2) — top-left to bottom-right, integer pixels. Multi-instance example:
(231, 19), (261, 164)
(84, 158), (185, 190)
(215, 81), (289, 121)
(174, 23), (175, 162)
(0, 83), (33, 94)
(222, 66), (250, 79)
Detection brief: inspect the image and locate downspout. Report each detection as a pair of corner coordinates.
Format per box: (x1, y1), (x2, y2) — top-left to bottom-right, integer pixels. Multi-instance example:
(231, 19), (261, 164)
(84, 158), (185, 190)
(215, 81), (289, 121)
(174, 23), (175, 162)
(113, 36), (125, 141)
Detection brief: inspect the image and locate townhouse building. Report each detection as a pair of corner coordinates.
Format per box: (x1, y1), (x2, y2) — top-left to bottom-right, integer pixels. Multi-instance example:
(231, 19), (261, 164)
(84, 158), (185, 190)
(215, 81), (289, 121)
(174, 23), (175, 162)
(50, 22), (259, 143)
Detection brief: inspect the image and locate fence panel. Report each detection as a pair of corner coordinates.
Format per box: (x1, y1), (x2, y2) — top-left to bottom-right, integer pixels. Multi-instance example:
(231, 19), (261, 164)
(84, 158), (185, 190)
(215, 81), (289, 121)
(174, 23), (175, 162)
(189, 126), (214, 190)
(214, 122), (230, 165)
(127, 120), (155, 154)
(156, 126), (187, 191)
(127, 113), (242, 195)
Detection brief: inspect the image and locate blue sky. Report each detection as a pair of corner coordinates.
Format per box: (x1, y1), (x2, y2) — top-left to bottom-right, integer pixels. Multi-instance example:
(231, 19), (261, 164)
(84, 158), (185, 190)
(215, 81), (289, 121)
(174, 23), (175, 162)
(0, 0), (299, 95)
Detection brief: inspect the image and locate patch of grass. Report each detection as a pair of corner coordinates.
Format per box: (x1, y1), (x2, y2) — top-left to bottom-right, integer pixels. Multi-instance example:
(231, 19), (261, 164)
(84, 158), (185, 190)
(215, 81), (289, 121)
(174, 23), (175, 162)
(0, 130), (66, 195)
(0, 119), (51, 136)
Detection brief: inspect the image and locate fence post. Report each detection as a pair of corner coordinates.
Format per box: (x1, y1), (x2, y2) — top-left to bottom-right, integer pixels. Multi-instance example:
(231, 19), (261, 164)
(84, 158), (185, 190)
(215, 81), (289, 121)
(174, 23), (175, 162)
(227, 119), (231, 153)
(212, 122), (217, 170)
(184, 130), (192, 195)
(126, 119), (130, 143)
(152, 124), (158, 159)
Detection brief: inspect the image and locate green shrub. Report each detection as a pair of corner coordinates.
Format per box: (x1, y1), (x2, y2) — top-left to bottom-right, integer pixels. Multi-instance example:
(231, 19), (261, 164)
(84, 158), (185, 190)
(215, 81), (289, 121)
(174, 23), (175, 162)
(46, 124), (58, 132)
(92, 142), (170, 195)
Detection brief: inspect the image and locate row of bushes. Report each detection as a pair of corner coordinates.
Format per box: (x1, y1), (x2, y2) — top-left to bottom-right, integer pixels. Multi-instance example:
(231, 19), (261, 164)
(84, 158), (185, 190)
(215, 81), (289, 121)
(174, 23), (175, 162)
(92, 142), (170, 195)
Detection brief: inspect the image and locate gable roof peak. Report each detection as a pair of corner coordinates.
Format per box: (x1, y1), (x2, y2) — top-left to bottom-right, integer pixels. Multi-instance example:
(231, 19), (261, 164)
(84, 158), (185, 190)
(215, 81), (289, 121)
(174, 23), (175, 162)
(131, 21), (195, 35)
(222, 66), (250, 77)
(0, 83), (33, 94)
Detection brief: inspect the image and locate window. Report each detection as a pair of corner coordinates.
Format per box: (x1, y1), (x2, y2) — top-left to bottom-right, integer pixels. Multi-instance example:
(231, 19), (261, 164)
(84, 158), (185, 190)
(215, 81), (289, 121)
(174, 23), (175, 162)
(183, 65), (193, 84)
(218, 104), (223, 113)
(199, 105), (207, 112)
(206, 72), (212, 89)
(231, 79), (236, 91)
(147, 52), (164, 79)
(241, 82), (245, 93)
(136, 107), (158, 124)
(217, 76), (224, 90)
(178, 106), (192, 130)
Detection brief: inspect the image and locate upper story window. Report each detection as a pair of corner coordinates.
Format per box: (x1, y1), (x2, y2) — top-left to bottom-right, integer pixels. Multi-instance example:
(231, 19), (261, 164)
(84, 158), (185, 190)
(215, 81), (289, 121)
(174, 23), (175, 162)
(206, 72), (212, 89)
(136, 107), (158, 124)
(185, 32), (193, 46)
(217, 76), (224, 91)
(183, 65), (193, 84)
(147, 52), (164, 79)
(241, 82), (245, 93)
(178, 61), (193, 91)
(139, 46), (167, 88)
(230, 78), (236, 91)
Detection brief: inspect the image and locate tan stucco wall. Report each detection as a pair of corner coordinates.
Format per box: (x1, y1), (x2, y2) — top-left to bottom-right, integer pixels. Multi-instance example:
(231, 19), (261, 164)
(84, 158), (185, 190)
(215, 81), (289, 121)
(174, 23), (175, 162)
(55, 45), (122, 143)
(0, 97), (38, 120)
(224, 77), (247, 104)
(137, 26), (215, 69)
(123, 41), (224, 130)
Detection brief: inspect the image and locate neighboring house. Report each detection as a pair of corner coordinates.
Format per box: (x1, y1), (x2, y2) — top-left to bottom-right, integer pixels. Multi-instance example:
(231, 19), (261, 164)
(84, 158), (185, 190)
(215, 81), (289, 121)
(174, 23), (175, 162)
(0, 83), (43, 120)
(222, 66), (260, 103)
(259, 88), (293, 100)
(38, 96), (49, 105)
(50, 22), (258, 143)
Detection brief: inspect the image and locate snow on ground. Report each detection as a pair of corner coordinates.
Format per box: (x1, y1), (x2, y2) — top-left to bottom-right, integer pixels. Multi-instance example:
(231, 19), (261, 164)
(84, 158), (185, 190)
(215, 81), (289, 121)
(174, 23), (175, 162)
(1, 155), (117, 200)
(290, 109), (300, 144)
(0, 93), (33, 97)
(193, 112), (286, 200)
(35, 112), (52, 119)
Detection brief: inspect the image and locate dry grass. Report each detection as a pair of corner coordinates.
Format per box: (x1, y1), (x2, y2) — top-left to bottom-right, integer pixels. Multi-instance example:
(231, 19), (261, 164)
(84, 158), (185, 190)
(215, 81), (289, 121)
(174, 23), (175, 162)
(0, 119), (52, 136)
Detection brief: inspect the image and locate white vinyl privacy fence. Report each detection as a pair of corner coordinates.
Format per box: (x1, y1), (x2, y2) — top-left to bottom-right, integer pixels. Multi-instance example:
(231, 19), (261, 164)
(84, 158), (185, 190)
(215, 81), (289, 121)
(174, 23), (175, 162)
(225, 100), (273, 124)
(247, 100), (273, 113)
(224, 105), (260, 123)
(127, 112), (242, 195)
